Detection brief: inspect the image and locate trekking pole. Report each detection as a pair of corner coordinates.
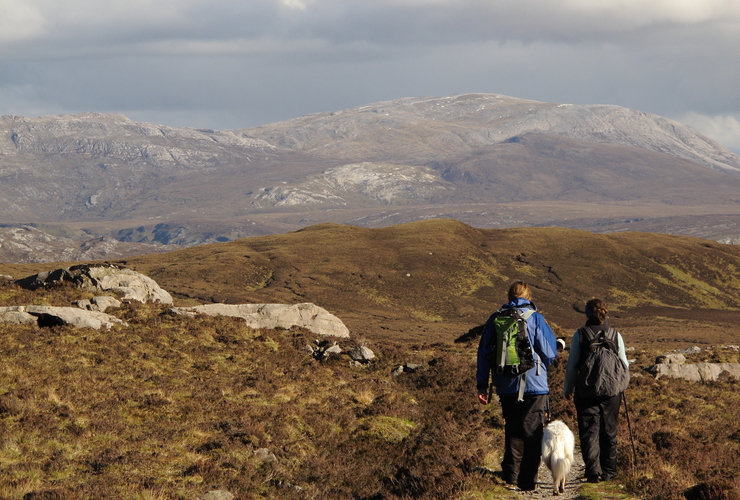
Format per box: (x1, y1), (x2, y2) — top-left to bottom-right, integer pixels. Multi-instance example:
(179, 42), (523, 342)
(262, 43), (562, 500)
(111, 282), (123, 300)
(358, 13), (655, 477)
(621, 392), (638, 472)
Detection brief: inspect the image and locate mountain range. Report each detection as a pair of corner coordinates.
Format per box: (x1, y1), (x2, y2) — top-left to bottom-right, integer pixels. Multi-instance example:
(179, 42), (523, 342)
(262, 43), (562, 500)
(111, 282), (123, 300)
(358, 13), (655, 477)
(3, 92), (740, 263)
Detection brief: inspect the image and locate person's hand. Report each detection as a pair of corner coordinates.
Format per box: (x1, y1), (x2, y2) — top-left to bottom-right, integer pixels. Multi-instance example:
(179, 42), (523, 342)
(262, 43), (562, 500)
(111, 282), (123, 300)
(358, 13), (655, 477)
(477, 393), (488, 405)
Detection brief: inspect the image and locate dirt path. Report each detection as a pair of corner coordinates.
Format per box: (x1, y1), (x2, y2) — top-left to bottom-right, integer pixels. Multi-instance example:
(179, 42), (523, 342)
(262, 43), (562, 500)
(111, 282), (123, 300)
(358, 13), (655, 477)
(522, 446), (587, 499)
(476, 445), (588, 498)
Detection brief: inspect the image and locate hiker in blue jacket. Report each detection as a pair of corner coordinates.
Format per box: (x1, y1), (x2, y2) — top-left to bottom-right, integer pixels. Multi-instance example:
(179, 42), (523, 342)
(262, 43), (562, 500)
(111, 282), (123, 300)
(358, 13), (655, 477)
(476, 281), (558, 491)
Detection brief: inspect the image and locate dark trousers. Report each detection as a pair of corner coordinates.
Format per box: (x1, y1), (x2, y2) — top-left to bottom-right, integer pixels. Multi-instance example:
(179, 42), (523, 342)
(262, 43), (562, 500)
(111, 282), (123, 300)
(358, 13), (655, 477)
(575, 393), (621, 480)
(499, 393), (547, 490)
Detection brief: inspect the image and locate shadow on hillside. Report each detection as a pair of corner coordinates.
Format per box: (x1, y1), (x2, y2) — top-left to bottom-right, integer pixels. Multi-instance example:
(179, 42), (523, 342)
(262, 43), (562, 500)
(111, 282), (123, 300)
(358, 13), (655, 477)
(454, 324), (484, 343)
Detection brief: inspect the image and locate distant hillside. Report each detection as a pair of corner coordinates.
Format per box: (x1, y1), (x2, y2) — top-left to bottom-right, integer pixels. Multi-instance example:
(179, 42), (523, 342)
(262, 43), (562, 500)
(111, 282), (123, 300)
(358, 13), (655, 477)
(98, 220), (740, 346)
(243, 94), (740, 172)
(3, 94), (740, 263)
(4, 219), (740, 348)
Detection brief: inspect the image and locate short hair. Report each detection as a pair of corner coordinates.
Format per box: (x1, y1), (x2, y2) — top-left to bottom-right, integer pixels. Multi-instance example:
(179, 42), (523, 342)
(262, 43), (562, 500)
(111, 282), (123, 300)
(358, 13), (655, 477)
(585, 298), (608, 323)
(508, 281), (532, 302)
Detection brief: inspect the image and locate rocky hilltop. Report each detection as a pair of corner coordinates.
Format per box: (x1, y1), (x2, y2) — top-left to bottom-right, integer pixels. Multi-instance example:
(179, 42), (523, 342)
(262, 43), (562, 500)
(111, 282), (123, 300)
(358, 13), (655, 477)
(244, 94), (740, 172)
(3, 93), (740, 263)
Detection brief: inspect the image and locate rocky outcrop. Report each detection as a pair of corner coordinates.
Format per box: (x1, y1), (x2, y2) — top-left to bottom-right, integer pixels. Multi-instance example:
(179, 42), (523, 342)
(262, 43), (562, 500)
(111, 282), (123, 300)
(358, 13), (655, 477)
(15, 264), (173, 304)
(0, 305), (126, 330)
(392, 363), (423, 376)
(244, 94), (740, 173)
(73, 296), (122, 312)
(306, 340), (344, 360)
(655, 353), (687, 365)
(347, 345), (376, 362)
(253, 162), (449, 208)
(0, 226), (176, 264)
(647, 347), (740, 382)
(0, 306), (38, 325)
(254, 448), (277, 462)
(197, 491), (235, 500)
(646, 362), (740, 382)
(171, 303), (350, 338)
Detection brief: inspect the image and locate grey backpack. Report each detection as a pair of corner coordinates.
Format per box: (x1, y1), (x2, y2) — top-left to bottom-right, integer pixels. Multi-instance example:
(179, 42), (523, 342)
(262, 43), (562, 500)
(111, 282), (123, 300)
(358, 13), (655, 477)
(576, 327), (630, 398)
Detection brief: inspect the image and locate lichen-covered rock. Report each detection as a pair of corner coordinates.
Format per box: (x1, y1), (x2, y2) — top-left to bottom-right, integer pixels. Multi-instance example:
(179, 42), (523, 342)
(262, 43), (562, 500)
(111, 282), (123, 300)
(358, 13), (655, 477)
(0, 306), (37, 325)
(15, 264), (172, 304)
(677, 346), (703, 355)
(171, 302), (350, 338)
(655, 353), (687, 365)
(74, 296), (122, 312)
(646, 362), (740, 382)
(348, 345), (376, 362)
(0, 305), (127, 330)
(254, 448), (277, 462)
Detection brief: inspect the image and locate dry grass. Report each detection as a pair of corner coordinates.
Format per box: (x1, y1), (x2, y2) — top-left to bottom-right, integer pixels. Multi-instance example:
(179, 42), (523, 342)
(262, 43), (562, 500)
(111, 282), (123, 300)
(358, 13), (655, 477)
(0, 282), (499, 499)
(4, 222), (740, 499)
(3, 282), (739, 499)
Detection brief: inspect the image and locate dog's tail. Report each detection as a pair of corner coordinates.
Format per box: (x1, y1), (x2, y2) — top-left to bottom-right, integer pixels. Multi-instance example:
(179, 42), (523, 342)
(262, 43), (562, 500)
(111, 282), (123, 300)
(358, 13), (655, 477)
(551, 456), (571, 483)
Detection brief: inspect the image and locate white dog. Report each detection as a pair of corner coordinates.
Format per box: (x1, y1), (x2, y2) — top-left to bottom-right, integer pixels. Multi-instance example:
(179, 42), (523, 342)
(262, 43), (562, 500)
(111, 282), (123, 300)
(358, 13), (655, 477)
(541, 420), (575, 495)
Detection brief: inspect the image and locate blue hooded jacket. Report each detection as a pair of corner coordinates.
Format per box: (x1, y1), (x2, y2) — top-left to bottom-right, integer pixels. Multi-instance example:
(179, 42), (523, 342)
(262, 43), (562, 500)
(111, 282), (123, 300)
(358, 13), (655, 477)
(476, 298), (558, 396)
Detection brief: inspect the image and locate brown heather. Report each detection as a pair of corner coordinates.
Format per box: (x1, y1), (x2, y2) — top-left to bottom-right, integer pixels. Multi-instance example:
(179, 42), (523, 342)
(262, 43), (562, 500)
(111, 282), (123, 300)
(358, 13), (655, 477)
(3, 221), (740, 499)
(0, 298), (490, 499)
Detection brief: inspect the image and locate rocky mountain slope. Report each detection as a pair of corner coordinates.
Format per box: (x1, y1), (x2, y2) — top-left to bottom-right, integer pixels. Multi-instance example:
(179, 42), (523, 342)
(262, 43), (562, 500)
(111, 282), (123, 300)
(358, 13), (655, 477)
(244, 94), (740, 172)
(3, 93), (740, 263)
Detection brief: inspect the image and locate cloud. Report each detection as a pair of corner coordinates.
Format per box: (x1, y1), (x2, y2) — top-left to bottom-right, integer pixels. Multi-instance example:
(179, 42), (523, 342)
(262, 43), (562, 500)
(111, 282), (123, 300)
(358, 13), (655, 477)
(0, 0), (46, 44)
(3, 0), (739, 54)
(280, 0), (313, 10)
(678, 113), (740, 153)
(140, 37), (329, 57)
(0, 0), (739, 152)
(560, 0), (736, 24)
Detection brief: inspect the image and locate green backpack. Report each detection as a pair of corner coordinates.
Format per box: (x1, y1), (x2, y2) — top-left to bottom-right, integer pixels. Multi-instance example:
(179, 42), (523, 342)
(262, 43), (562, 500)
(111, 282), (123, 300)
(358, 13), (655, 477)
(489, 306), (537, 376)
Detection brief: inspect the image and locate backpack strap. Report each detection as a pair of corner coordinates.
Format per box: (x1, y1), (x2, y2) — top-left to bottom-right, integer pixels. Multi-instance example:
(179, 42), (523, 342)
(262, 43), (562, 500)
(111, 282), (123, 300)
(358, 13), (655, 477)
(510, 308), (536, 376)
(605, 327), (617, 343)
(514, 308), (536, 400)
(520, 309), (536, 320)
(517, 372), (527, 402)
(589, 326), (618, 347)
(578, 326), (618, 368)
(576, 327), (595, 368)
(580, 326), (597, 342)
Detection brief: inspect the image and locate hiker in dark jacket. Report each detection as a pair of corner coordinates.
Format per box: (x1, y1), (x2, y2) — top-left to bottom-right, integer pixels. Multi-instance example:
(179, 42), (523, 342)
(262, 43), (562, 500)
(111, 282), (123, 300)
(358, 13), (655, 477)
(476, 281), (558, 491)
(563, 298), (629, 483)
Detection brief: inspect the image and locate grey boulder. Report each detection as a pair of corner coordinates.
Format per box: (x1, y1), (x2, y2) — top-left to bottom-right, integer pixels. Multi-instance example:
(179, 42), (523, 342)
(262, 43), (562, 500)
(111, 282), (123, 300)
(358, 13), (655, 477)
(74, 296), (122, 312)
(0, 305), (127, 330)
(171, 302), (350, 338)
(647, 362), (740, 382)
(15, 264), (173, 304)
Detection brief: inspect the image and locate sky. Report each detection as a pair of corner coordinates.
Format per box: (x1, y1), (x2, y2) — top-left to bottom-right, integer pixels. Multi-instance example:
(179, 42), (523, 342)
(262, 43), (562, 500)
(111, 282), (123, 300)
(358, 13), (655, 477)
(1, 0), (739, 153)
